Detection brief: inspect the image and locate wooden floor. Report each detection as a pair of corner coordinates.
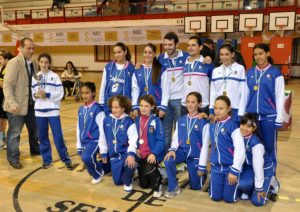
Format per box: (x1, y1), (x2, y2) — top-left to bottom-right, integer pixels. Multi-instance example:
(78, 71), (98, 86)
(1, 73), (300, 212)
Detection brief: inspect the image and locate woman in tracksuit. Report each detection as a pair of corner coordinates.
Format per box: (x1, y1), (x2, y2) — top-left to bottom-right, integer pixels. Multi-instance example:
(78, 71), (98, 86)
(240, 43), (284, 178)
(164, 92), (210, 198)
(209, 95), (245, 203)
(77, 82), (110, 184)
(135, 95), (165, 198)
(32, 53), (72, 169)
(100, 95), (138, 192)
(99, 42), (135, 114)
(209, 44), (246, 122)
(238, 113), (278, 206)
(132, 43), (168, 118)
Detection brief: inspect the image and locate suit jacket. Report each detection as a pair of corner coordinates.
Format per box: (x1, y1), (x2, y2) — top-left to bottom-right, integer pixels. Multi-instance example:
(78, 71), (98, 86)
(3, 54), (38, 115)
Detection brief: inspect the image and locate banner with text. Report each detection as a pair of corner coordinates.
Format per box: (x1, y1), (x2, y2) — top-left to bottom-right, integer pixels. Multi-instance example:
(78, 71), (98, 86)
(0, 26), (190, 46)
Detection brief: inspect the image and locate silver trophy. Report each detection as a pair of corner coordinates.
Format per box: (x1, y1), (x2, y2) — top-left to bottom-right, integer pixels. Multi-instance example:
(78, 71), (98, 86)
(33, 74), (43, 90)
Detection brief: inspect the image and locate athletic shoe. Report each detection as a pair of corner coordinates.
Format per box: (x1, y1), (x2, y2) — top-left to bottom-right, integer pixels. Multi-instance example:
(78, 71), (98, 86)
(270, 176), (280, 194)
(91, 176), (103, 184)
(241, 193), (249, 200)
(65, 161), (74, 170)
(124, 184), (133, 192)
(42, 163), (52, 169)
(153, 184), (163, 198)
(164, 187), (181, 198)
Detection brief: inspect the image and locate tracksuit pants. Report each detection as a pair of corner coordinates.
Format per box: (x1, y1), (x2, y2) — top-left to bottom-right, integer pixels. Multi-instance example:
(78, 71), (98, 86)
(80, 142), (107, 179)
(239, 162), (275, 206)
(258, 118), (278, 172)
(164, 148), (206, 192)
(36, 116), (71, 165)
(110, 153), (134, 186)
(209, 168), (240, 203)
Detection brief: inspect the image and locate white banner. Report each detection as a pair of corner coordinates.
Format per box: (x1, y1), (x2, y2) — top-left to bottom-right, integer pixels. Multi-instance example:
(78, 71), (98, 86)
(0, 26), (190, 46)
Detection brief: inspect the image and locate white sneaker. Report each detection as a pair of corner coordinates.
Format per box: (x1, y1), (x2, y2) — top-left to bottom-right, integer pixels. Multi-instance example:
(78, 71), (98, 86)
(241, 193), (249, 200)
(270, 176), (280, 193)
(124, 184), (133, 192)
(164, 187), (181, 198)
(91, 177), (102, 184)
(153, 184), (162, 198)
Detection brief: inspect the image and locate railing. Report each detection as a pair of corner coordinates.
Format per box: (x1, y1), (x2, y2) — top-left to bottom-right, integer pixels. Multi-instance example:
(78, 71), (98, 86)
(1, 0), (299, 25)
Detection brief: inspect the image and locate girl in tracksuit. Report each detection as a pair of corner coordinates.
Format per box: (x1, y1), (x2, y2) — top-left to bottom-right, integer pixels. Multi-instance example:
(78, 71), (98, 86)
(210, 44), (246, 122)
(132, 43), (168, 118)
(99, 42), (135, 114)
(238, 113), (278, 206)
(135, 95), (165, 198)
(209, 95), (245, 203)
(100, 95), (138, 192)
(77, 82), (110, 184)
(240, 43), (284, 176)
(164, 92), (210, 198)
(32, 53), (72, 169)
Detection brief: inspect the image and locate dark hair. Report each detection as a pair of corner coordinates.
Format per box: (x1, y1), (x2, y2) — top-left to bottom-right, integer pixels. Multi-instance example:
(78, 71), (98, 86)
(145, 43), (161, 85)
(139, 94), (159, 115)
(38, 53), (52, 64)
(19, 37), (34, 47)
(0, 50), (14, 60)
(253, 43), (274, 64)
(164, 32), (179, 45)
(114, 42), (131, 62)
(187, 92), (202, 103)
(108, 95), (132, 114)
(220, 43), (235, 54)
(215, 95), (231, 115)
(81, 81), (96, 96)
(65, 61), (79, 76)
(204, 38), (214, 45)
(240, 113), (262, 141)
(189, 35), (202, 46)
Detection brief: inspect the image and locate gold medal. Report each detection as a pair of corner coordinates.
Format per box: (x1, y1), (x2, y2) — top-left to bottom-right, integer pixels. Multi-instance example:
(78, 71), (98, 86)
(186, 139), (190, 145)
(254, 85), (258, 91)
(188, 80), (192, 86)
(144, 86), (148, 92)
(171, 77), (176, 82)
(113, 140), (117, 144)
(223, 91), (227, 96)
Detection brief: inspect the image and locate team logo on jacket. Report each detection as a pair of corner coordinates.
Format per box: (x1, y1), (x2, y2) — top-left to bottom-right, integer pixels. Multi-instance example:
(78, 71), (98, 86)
(149, 126), (154, 133)
(120, 125), (124, 129)
(221, 128), (226, 133)
(90, 112), (93, 117)
(267, 74), (272, 79)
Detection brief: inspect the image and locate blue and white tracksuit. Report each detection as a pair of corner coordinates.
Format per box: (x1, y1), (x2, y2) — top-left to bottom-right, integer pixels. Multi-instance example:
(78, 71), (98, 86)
(32, 70), (71, 165)
(238, 134), (275, 206)
(131, 64), (168, 112)
(158, 50), (189, 151)
(181, 56), (214, 110)
(210, 62), (246, 122)
(100, 113), (138, 186)
(76, 101), (108, 180)
(99, 61), (135, 114)
(164, 114), (210, 191)
(209, 117), (245, 203)
(240, 64), (285, 171)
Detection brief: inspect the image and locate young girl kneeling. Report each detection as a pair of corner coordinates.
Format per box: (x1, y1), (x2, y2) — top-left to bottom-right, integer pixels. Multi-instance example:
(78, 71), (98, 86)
(135, 95), (165, 197)
(164, 92), (210, 198)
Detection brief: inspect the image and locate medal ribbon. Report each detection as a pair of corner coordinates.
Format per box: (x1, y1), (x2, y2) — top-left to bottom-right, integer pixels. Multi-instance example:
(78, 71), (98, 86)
(139, 114), (152, 139)
(213, 117), (230, 147)
(254, 64), (271, 87)
(186, 114), (198, 142)
(112, 117), (125, 143)
(143, 65), (152, 93)
(222, 64), (234, 94)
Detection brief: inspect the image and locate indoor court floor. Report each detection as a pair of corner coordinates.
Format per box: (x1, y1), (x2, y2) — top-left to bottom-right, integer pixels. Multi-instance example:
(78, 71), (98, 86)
(0, 73), (299, 212)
